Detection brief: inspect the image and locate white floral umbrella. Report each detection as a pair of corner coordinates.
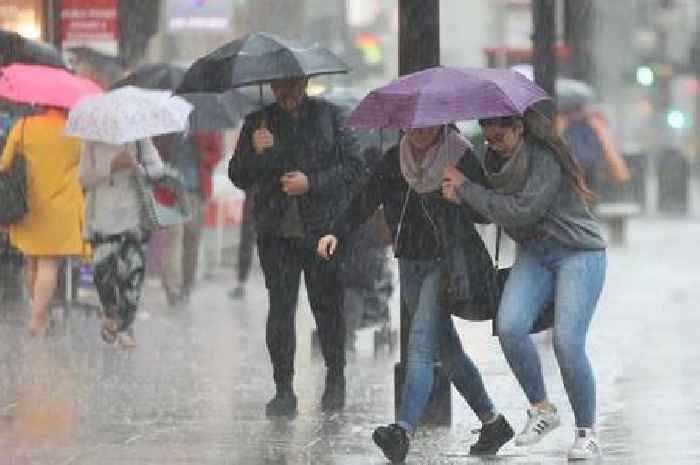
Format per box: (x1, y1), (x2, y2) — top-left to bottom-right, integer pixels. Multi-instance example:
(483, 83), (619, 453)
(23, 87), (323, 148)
(65, 86), (193, 144)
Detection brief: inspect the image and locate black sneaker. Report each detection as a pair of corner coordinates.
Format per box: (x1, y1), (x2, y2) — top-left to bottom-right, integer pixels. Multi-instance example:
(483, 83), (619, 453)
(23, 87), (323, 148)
(469, 414), (515, 456)
(372, 423), (410, 463)
(265, 391), (298, 418)
(320, 371), (346, 412)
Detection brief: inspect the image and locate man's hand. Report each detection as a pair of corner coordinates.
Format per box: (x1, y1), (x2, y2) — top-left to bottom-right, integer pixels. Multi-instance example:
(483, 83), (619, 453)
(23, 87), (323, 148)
(280, 171), (309, 196)
(317, 235), (339, 260)
(252, 121), (274, 155)
(442, 165), (465, 204)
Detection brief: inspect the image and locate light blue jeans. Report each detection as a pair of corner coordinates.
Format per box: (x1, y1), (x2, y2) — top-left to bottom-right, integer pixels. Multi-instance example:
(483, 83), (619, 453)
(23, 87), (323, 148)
(496, 239), (606, 427)
(397, 258), (495, 435)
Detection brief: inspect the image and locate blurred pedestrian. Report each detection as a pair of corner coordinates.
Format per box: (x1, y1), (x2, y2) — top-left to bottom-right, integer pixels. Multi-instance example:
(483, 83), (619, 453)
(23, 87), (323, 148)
(318, 125), (514, 462)
(153, 131), (223, 305)
(337, 198), (393, 353)
(229, 77), (364, 417)
(443, 108), (607, 461)
(228, 186), (256, 300)
(79, 139), (164, 349)
(0, 108), (88, 336)
(556, 104), (630, 196)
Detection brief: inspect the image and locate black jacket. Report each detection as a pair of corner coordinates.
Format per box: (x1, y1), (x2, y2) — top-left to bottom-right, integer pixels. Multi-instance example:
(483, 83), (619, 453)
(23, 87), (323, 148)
(228, 97), (364, 237)
(331, 143), (489, 260)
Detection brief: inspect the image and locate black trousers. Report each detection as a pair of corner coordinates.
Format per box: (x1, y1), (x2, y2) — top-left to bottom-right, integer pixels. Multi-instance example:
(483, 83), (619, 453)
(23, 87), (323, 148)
(257, 234), (345, 387)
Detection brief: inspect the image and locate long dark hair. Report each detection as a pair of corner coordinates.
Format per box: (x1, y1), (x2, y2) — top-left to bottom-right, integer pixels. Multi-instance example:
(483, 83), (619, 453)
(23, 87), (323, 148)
(522, 109), (596, 202)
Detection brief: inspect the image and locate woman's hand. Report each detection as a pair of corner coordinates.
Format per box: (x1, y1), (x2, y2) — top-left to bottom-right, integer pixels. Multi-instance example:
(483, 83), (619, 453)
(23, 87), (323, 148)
(110, 151), (135, 173)
(442, 165), (466, 204)
(317, 235), (339, 260)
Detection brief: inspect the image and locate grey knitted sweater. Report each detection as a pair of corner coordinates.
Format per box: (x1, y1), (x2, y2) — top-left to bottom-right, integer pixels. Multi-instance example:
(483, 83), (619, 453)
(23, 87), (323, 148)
(456, 139), (606, 250)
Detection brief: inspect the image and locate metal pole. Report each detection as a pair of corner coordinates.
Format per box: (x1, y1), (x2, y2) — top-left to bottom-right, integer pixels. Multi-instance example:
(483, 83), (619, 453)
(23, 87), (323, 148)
(395, 0), (450, 427)
(42, 0), (62, 48)
(532, 0), (557, 118)
(564, 0), (595, 83)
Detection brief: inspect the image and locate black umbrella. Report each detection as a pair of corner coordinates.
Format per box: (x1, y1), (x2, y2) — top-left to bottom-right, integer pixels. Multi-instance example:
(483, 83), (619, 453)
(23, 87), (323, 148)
(0, 29), (67, 69)
(175, 32), (349, 95)
(111, 62), (254, 132)
(110, 62), (185, 90)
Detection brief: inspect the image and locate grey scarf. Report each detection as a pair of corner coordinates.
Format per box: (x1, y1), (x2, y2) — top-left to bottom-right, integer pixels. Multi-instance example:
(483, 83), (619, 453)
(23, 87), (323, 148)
(483, 141), (529, 194)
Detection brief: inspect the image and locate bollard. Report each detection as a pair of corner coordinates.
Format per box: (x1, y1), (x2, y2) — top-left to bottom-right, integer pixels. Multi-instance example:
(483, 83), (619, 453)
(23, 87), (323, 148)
(657, 149), (689, 215)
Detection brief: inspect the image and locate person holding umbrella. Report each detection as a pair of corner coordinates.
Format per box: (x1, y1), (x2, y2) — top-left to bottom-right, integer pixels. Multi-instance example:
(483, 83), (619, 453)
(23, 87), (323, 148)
(0, 63), (101, 336)
(180, 32), (364, 416)
(79, 139), (164, 348)
(229, 74), (364, 417)
(317, 124), (515, 461)
(65, 86), (193, 348)
(442, 108), (607, 460)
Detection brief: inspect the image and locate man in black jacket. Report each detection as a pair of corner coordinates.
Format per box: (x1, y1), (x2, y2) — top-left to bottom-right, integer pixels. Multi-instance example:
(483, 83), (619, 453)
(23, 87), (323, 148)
(229, 77), (364, 417)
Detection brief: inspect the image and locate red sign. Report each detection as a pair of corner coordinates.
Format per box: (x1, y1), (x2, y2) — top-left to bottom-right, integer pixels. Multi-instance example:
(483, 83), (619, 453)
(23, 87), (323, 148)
(61, 0), (118, 41)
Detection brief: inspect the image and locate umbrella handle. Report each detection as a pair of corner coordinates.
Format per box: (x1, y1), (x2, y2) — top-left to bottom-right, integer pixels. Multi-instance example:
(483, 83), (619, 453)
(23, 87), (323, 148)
(257, 84), (267, 129)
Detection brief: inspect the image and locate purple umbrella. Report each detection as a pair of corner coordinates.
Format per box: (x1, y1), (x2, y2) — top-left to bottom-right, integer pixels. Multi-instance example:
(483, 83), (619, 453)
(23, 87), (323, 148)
(347, 66), (550, 130)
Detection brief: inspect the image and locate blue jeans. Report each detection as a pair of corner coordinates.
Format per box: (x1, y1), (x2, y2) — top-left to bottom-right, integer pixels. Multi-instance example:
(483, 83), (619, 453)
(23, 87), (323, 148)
(496, 239), (606, 427)
(397, 258), (495, 434)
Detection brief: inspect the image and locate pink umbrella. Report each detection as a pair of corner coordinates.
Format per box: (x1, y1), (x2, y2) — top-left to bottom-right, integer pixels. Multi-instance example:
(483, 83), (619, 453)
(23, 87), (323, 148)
(0, 63), (103, 109)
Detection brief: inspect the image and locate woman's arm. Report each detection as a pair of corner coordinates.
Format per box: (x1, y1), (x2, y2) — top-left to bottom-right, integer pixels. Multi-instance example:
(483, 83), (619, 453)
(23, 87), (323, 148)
(0, 119), (21, 171)
(588, 113), (630, 185)
(79, 142), (114, 188)
(331, 156), (387, 241)
(455, 145), (563, 227)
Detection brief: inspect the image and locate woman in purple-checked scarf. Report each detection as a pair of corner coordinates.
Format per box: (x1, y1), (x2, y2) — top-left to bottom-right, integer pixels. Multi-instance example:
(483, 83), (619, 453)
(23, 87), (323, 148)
(442, 109), (606, 460)
(317, 125), (515, 462)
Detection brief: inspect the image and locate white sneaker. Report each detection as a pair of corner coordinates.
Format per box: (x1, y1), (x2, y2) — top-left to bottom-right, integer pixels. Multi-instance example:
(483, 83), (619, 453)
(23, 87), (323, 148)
(515, 406), (561, 446)
(568, 428), (601, 461)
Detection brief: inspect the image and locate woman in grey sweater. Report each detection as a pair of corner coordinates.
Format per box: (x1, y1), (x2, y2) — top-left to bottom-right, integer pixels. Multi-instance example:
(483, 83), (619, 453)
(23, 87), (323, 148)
(442, 109), (606, 461)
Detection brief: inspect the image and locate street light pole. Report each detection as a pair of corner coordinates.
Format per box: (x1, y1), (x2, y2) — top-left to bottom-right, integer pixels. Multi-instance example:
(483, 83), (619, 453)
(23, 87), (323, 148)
(395, 0), (451, 427)
(42, 0), (62, 48)
(532, 0), (557, 118)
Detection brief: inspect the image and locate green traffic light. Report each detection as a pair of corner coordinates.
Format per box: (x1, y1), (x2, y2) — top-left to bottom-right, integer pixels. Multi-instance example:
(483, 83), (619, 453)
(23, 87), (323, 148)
(636, 66), (654, 86)
(667, 110), (687, 129)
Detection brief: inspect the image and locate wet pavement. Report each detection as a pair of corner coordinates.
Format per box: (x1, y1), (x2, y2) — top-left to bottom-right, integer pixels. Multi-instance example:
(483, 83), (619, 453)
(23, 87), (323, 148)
(0, 215), (699, 464)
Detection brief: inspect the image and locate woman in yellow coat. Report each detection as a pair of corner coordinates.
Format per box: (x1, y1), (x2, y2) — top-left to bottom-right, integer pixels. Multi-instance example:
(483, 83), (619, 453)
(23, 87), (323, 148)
(0, 108), (88, 336)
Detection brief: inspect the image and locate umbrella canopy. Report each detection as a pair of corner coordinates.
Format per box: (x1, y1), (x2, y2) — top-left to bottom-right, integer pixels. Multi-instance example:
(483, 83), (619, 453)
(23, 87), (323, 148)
(64, 86), (193, 144)
(184, 91), (255, 132)
(176, 32), (348, 94)
(0, 63), (103, 109)
(66, 46), (126, 85)
(556, 78), (596, 112)
(111, 62), (186, 90)
(0, 29), (67, 69)
(111, 62), (254, 132)
(346, 66), (550, 130)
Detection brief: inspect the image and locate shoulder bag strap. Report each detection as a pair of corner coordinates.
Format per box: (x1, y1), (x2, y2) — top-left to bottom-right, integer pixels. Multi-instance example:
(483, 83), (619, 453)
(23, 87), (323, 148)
(495, 226), (502, 270)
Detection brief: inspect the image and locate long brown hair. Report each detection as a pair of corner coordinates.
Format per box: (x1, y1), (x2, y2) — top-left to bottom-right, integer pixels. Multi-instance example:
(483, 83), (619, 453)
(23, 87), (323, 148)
(522, 109), (596, 203)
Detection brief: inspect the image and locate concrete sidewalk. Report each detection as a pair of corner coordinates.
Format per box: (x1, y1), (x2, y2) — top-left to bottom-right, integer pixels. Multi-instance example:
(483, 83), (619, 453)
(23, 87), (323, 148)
(0, 216), (698, 464)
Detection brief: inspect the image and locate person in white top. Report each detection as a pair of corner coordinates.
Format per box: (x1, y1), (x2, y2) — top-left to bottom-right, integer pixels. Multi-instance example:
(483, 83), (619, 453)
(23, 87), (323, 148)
(79, 139), (164, 348)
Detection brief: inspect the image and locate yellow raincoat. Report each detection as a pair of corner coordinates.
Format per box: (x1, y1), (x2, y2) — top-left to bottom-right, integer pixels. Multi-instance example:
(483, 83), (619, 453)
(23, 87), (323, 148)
(0, 109), (88, 257)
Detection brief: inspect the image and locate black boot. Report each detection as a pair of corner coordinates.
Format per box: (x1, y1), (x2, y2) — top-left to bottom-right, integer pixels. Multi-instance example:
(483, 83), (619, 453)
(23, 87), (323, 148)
(469, 414), (514, 455)
(320, 369), (345, 412)
(265, 385), (298, 418)
(372, 423), (409, 463)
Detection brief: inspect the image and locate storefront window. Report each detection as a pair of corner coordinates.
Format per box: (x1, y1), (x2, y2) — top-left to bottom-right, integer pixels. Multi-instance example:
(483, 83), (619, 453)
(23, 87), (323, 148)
(0, 0), (43, 40)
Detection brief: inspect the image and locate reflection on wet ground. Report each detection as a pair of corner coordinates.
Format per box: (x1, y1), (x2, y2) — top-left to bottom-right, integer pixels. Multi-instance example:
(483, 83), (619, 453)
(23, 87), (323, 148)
(0, 217), (699, 464)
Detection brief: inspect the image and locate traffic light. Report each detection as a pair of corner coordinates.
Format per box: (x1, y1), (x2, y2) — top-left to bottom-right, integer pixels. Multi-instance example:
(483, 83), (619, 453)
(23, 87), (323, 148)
(636, 66), (655, 86)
